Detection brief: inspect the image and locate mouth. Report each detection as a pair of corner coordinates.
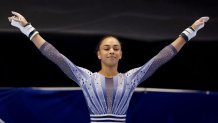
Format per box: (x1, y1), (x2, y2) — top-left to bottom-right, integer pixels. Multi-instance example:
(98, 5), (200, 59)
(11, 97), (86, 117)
(107, 56), (116, 59)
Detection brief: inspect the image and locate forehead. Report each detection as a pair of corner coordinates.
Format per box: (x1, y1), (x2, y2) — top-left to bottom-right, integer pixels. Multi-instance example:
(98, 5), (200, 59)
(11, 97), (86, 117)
(100, 37), (121, 46)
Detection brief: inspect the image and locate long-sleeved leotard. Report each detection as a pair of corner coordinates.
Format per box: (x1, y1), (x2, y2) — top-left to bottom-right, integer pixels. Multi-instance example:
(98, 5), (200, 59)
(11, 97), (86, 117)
(39, 42), (177, 123)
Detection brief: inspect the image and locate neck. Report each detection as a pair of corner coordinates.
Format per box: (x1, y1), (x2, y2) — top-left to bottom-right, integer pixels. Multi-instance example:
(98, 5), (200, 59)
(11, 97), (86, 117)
(99, 66), (118, 78)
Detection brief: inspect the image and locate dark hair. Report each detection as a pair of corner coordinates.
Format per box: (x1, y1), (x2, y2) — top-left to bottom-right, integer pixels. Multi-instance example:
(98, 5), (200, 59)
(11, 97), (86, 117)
(96, 35), (122, 53)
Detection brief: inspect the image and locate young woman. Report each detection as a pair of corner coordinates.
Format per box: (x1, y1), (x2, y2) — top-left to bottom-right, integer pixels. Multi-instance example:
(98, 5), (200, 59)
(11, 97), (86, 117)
(8, 11), (209, 123)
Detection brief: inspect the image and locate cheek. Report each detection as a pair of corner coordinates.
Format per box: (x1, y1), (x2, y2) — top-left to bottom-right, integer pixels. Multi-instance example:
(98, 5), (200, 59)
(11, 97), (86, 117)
(117, 52), (122, 58)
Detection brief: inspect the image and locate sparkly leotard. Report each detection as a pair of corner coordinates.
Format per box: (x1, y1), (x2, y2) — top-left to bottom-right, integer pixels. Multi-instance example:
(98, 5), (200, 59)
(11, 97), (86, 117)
(39, 42), (177, 123)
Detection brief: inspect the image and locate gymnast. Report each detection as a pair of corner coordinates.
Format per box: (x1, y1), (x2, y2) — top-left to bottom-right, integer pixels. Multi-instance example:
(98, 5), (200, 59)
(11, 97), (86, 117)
(8, 11), (209, 123)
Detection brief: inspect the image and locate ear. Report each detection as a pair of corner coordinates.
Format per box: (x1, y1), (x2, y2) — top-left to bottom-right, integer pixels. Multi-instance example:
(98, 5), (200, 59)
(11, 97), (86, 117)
(97, 51), (101, 59)
(119, 51), (122, 59)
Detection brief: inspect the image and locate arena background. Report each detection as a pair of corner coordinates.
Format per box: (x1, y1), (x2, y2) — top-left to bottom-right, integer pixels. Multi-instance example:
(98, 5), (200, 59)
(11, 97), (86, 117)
(1, 0), (218, 91)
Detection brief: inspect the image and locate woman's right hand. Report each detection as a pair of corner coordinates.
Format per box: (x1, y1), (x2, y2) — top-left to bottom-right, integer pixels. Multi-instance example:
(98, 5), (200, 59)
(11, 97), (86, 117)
(8, 11), (28, 26)
(8, 11), (39, 41)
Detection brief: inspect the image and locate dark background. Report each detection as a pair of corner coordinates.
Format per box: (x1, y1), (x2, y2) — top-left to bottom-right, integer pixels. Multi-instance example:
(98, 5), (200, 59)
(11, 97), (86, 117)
(1, 0), (218, 91)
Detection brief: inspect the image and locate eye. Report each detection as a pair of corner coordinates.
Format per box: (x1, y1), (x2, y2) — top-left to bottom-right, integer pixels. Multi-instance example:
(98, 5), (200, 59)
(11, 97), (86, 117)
(114, 48), (119, 51)
(104, 48), (110, 51)
(113, 46), (120, 51)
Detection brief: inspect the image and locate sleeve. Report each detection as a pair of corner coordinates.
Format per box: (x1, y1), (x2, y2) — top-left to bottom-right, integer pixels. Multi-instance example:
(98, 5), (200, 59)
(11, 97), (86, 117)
(39, 42), (93, 86)
(125, 44), (177, 87)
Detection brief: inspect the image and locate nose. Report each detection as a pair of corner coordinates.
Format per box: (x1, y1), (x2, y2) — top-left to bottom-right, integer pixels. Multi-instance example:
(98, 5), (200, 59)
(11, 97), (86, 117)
(109, 48), (114, 54)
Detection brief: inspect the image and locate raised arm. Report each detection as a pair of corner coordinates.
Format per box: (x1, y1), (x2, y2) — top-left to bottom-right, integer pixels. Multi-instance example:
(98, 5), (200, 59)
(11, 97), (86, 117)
(126, 16), (209, 86)
(8, 11), (93, 86)
(8, 11), (45, 49)
(171, 16), (209, 52)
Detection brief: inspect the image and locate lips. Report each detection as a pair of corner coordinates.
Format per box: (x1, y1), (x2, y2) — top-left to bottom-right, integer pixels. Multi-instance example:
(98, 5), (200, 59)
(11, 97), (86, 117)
(107, 56), (116, 58)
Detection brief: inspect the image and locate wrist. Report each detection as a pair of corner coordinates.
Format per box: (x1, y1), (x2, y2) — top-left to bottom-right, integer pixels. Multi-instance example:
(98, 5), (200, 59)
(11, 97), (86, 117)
(11, 20), (39, 40)
(22, 22), (29, 27)
(21, 23), (39, 40)
(179, 26), (196, 42)
(24, 22), (30, 27)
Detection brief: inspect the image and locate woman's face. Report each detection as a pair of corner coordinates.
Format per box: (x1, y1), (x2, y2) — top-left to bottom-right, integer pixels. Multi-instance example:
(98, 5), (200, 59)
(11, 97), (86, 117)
(97, 37), (122, 67)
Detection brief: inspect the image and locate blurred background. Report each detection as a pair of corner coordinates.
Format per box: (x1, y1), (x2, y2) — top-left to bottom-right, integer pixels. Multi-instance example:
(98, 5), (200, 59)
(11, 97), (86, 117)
(1, 0), (218, 91)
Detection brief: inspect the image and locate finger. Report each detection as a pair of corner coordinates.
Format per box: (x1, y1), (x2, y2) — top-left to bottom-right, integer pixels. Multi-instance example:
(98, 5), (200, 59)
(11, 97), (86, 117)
(11, 11), (22, 17)
(11, 16), (20, 22)
(199, 16), (209, 22)
(8, 17), (12, 22)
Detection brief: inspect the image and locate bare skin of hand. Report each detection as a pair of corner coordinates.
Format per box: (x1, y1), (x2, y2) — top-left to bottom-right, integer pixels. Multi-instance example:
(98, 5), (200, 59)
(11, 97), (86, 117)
(8, 11), (28, 26)
(191, 17), (209, 30)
